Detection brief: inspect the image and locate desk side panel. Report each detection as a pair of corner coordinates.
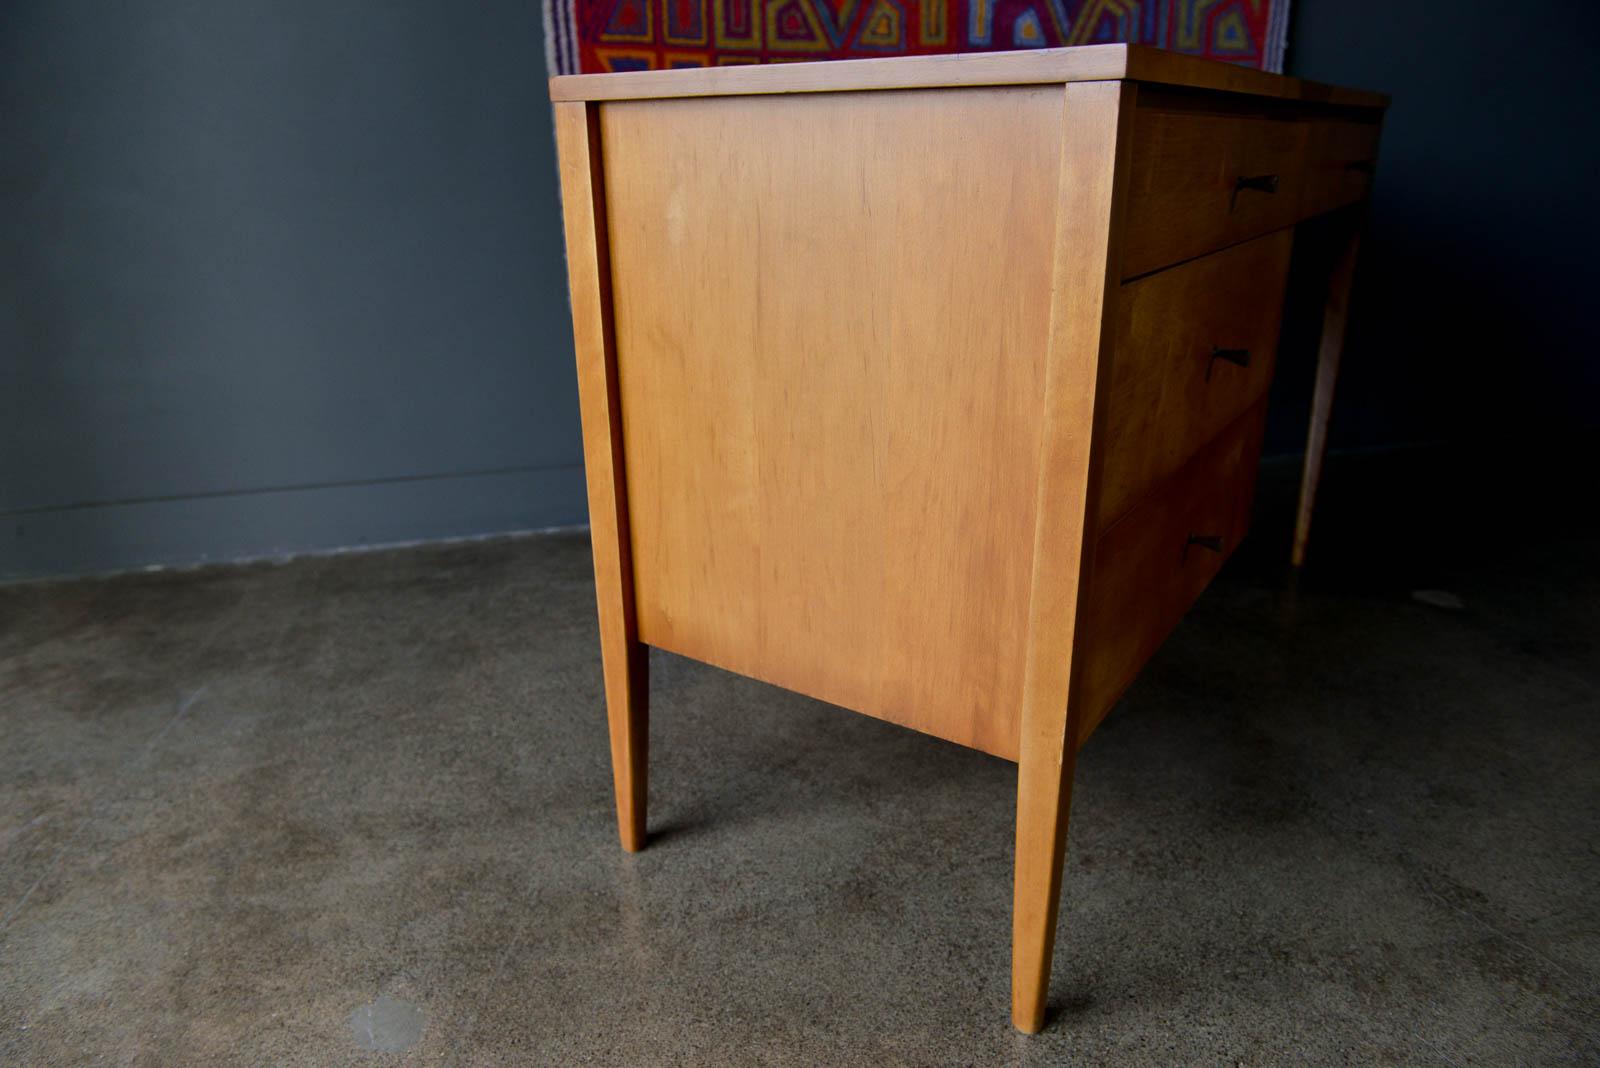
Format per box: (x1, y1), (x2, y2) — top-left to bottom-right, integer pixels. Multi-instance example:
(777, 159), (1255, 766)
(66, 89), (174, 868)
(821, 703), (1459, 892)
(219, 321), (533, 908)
(599, 87), (1066, 759)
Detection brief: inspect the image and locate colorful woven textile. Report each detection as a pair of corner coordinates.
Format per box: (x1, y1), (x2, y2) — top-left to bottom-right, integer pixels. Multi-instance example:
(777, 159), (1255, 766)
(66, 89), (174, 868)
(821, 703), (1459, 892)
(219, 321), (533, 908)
(544, 0), (1289, 76)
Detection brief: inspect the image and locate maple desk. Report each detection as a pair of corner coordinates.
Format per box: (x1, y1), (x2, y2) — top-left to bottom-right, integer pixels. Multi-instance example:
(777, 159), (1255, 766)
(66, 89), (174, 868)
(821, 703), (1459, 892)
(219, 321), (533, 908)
(549, 44), (1386, 1032)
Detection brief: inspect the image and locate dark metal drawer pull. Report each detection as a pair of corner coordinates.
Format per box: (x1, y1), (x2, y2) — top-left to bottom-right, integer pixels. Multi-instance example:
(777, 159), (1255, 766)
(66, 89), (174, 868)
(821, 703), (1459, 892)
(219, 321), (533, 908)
(1231, 173), (1279, 210)
(1346, 159), (1376, 174)
(1184, 534), (1225, 560)
(1206, 347), (1251, 382)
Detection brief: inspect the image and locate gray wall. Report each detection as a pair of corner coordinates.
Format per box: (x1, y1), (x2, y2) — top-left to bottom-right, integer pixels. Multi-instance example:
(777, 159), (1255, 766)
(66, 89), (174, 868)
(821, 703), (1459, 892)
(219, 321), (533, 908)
(7, 1), (1595, 580)
(1275, 0), (1600, 454)
(2, 1), (584, 580)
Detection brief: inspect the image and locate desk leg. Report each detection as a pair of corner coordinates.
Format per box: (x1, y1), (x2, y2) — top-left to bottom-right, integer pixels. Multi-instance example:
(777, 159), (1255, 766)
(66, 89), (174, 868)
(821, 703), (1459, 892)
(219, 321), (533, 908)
(1292, 219), (1363, 568)
(554, 101), (650, 852)
(600, 634), (649, 852)
(1011, 80), (1132, 1032)
(1013, 726), (1081, 1033)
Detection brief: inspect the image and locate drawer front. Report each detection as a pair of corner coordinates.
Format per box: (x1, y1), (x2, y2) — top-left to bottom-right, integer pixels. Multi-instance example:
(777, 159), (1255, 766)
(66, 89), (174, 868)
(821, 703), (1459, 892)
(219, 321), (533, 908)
(1096, 230), (1292, 530)
(1301, 118), (1382, 216)
(1076, 402), (1267, 745)
(1122, 108), (1309, 278)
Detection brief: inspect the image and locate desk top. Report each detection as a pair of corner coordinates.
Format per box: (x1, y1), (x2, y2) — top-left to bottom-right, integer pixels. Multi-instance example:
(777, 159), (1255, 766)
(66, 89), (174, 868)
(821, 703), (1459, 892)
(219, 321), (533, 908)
(548, 43), (1388, 109)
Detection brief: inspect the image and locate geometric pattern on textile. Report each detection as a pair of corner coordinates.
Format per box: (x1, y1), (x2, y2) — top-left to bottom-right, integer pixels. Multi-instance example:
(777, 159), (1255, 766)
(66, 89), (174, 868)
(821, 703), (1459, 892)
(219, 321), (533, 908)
(545, 0), (1291, 76)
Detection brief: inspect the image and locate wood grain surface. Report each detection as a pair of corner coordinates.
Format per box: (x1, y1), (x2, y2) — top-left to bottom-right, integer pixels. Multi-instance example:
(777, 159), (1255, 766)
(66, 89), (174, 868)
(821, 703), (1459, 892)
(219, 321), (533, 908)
(1078, 400), (1269, 746)
(1010, 80), (1135, 1034)
(553, 102), (650, 851)
(1097, 229), (1293, 530)
(600, 87), (1066, 759)
(1122, 106), (1310, 278)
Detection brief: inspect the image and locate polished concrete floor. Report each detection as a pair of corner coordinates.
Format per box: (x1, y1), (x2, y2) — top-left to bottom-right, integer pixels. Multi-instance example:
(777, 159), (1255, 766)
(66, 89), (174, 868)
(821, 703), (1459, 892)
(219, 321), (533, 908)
(2, 455), (1597, 1065)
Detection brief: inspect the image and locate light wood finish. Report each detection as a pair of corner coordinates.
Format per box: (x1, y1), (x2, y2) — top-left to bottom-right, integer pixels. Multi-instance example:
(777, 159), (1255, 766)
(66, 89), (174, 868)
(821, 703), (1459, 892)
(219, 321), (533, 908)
(556, 45), (1125, 102)
(1010, 79), (1134, 1035)
(1122, 107), (1310, 278)
(1097, 230), (1293, 530)
(602, 87), (1065, 760)
(1294, 217), (1364, 568)
(548, 47), (1386, 1033)
(553, 102), (649, 852)
(551, 43), (1389, 110)
(1078, 402), (1267, 744)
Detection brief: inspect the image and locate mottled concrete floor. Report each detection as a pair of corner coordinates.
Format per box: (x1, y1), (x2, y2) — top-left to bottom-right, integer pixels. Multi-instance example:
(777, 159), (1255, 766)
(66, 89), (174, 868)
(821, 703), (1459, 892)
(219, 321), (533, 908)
(1, 455), (1597, 1065)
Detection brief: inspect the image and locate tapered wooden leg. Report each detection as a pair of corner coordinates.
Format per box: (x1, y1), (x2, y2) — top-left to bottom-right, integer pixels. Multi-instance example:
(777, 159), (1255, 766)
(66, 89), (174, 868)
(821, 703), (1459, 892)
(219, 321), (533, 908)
(1009, 81), (1134, 1033)
(601, 638), (649, 851)
(1292, 218), (1363, 568)
(554, 101), (650, 851)
(1012, 731), (1081, 1033)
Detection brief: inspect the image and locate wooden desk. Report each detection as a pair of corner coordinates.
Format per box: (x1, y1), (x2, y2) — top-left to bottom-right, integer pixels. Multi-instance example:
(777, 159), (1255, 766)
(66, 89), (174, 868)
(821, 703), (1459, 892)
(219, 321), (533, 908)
(550, 44), (1386, 1032)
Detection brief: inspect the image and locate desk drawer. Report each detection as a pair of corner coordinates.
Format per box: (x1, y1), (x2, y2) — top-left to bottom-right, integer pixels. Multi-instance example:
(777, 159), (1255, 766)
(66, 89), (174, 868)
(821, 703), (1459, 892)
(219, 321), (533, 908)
(1301, 119), (1382, 216)
(1076, 402), (1267, 744)
(1096, 230), (1292, 530)
(1122, 108), (1309, 278)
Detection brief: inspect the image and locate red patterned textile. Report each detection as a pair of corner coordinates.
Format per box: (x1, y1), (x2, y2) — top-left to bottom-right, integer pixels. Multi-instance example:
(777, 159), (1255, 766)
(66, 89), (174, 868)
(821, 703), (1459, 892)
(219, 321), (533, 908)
(544, 0), (1289, 76)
